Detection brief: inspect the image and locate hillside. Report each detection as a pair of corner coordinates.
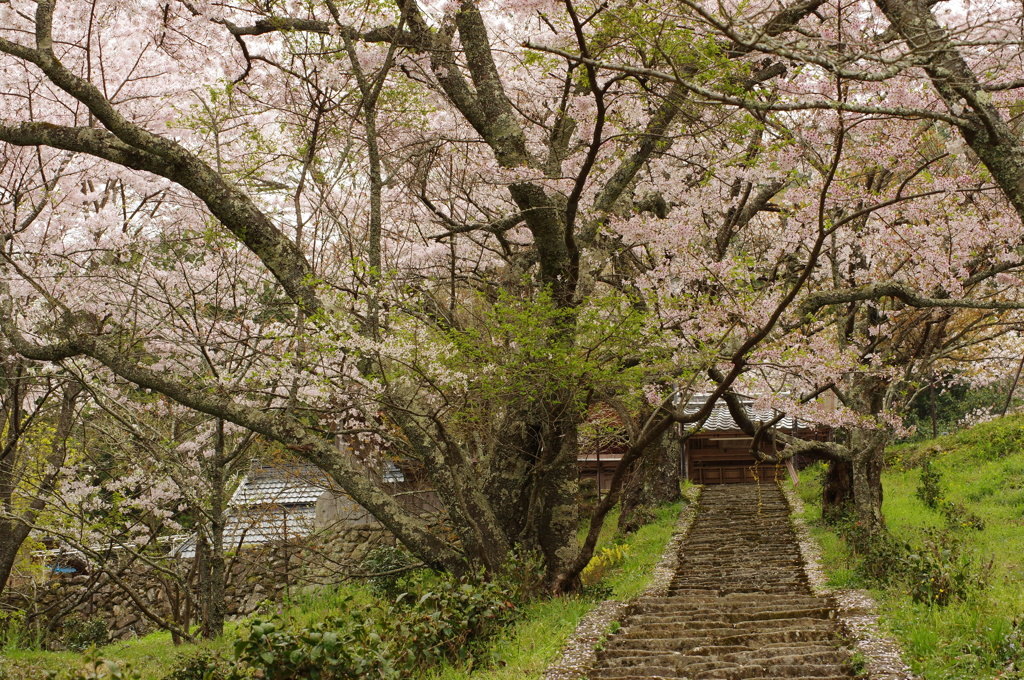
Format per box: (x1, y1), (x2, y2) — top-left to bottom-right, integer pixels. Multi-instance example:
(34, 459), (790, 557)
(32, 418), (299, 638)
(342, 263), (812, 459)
(798, 414), (1024, 680)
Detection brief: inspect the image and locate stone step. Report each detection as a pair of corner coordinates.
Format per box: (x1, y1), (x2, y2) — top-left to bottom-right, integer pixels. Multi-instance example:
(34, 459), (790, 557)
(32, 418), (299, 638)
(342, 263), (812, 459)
(601, 630), (842, 656)
(634, 594), (829, 606)
(635, 598), (828, 609)
(586, 484), (856, 680)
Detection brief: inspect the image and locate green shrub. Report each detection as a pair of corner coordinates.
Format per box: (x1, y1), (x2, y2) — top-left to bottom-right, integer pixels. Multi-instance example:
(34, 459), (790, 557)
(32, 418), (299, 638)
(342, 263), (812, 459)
(227, 617), (373, 680)
(360, 545), (418, 599)
(581, 543), (631, 586)
(494, 549), (546, 605)
(836, 519), (988, 605)
(901, 529), (988, 606)
(62, 615), (109, 652)
(914, 459), (985, 530)
(163, 649), (226, 680)
(44, 651), (142, 680)
(227, 572), (517, 679)
(0, 609), (41, 651)
(917, 458), (943, 509)
(835, 520), (909, 585)
(940, 500), (985, 531)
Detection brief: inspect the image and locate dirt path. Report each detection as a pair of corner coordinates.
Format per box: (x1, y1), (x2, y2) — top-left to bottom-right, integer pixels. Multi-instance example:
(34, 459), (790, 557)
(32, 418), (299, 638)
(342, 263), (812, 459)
(589, 483), (858, 680)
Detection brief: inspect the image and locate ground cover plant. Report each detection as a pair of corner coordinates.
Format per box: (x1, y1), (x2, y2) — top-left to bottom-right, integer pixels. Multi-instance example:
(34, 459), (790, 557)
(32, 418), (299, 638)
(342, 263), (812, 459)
(796, 414), (1024, 680)
(0, 500), (684, 680)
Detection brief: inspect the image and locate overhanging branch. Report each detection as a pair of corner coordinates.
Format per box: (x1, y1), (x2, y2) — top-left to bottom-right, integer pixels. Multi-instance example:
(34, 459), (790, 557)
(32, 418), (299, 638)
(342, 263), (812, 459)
(522, 42), (971, 127)
(800, 282), (1024, 317)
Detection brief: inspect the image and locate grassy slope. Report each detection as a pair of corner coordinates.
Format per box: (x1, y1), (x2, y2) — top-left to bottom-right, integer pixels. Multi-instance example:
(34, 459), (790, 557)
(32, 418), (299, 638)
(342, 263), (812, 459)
(797, 414), (1024, 680)
(1, 500), (687, 680)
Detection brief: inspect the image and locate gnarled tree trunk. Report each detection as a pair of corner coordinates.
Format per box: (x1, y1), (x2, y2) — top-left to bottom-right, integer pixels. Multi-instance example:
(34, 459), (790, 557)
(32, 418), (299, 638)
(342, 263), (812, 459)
(618, 430), (679, 533)
(821, 458), (854, 522)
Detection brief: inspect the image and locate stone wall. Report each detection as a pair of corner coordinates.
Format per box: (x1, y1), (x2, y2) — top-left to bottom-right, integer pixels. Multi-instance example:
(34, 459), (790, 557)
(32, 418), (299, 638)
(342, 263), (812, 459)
(1, 524), (393, 647)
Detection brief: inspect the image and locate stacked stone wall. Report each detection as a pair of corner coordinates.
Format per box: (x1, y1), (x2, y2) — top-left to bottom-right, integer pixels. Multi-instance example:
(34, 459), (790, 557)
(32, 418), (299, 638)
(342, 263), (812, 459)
(1, 524), (393, 647)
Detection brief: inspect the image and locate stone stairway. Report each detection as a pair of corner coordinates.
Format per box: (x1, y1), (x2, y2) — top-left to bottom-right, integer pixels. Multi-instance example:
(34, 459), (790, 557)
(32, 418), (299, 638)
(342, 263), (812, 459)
(589, 484), (858, 680)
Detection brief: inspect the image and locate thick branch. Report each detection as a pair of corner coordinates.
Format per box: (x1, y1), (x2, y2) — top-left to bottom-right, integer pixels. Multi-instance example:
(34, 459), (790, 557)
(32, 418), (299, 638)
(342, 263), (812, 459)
(0, 122), (320, 313)
(800, 282), (1024, 317)
(592, 82), (688, 216)
(871, 0), (1024, 222)
(712, 378), (852, 463)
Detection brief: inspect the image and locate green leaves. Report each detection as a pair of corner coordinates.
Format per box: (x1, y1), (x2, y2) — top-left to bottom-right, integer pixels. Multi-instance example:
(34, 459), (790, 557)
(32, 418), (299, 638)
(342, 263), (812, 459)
(225, 572), (517, 679)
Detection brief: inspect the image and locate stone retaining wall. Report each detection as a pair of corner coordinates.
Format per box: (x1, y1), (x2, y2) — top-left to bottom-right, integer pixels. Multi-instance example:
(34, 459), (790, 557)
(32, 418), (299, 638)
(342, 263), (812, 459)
(1, 524), (393, 646)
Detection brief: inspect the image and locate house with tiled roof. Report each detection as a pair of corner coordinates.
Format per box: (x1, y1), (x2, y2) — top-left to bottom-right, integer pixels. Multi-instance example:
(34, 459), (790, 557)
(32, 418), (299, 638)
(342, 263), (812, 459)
(577, 395), (831, 491)
(679, 396), (830, 484)
(175, 464), (331, 558)
(175, 442), (437, 558)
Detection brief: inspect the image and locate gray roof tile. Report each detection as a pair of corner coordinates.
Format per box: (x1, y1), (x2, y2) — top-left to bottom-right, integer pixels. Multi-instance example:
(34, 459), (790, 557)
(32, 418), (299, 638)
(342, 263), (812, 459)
(683, 397), (812, 432)
(230, 465), (331, 507)
(175, 505), (316, 558)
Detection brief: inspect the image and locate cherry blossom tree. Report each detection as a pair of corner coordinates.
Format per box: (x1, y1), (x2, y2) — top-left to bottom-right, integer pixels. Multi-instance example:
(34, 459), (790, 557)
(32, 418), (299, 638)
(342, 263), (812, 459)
(5, 0), (1024, 594)
(0, 0), (762, 591)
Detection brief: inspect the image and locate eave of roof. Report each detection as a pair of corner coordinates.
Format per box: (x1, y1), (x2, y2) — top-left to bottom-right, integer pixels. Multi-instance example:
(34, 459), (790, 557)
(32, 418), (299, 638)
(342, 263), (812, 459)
(683, 397), (818, 433)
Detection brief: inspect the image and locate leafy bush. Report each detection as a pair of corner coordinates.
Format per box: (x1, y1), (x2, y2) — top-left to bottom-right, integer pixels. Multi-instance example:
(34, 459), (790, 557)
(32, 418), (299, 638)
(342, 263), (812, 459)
(581, 543), (631, 586)
(44, 651), (142, 680)
(163, 649), (226, 680)
(939, 500), (985, 531)
(62, 615), (109, 652)
(0, 609), (41, 651)
(227, 572), (517, 679)
(227, 617), (370, 680)
(835, 518), (908, 585)
(900, 530), (988, 606)
(840, 517), (989, 606)
(360, 545), (418, 598)
(855, 531), (910, 586)
(917, 459), (943, 509)
(915, 459), (985, 530)
(495, 548), (546, 605)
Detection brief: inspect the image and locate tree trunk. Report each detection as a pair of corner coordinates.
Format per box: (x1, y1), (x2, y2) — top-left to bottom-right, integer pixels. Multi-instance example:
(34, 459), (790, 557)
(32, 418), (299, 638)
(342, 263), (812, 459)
(821, 458), (854, 522)
(618, 431), (679, 533)
(0, 522), (30, 597)
(0, 380), (80, 597)
(535, 417), (582, 591)
(207, 539), (226, 639)
(196, 536), (212, 639)
(486, 415), (543, 548)
(851, 430), (887, 540)
(202, 419), (229, 639)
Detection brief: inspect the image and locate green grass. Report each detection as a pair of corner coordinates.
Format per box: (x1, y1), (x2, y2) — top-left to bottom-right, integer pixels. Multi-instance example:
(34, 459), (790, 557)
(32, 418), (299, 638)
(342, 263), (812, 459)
(1, 498), (688, 680)
(0, 629), (233, 679)
(0, 584), (371, 678)
(423, 595), (596, 680)
(797, 414), (1024, 680)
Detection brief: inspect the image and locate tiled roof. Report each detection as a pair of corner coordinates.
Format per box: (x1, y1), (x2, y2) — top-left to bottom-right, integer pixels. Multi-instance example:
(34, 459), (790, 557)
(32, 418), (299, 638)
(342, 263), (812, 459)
(175, 505), (316, 558)
(230, 465), (332, 507)
(683, 397), (812, 432)
(175, 460), (407, 558)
